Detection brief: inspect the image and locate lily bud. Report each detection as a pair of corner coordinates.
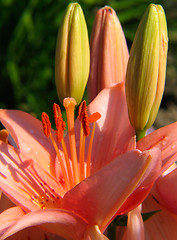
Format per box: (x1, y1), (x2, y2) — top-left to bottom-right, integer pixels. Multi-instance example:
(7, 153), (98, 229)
(88, 6), (129, 102)
(125, 4), (168, 138)
(55, 3), (90, 105)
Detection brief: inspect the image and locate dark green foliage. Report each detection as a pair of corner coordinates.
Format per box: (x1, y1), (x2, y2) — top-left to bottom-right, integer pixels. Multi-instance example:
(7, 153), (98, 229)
(0, 0), (176, 123)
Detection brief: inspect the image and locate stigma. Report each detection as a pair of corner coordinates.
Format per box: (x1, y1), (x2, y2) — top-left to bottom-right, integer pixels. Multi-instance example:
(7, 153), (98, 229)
(41, 98), (101, 191)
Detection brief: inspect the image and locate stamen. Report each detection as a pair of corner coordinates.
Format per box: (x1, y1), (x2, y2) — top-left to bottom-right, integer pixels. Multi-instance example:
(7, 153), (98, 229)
(79, 126), (85, 181)
(53, 103), (66, 143)
(87, 113), (101, 177)
(53, 103), (66, 131)
(86, 122), (96, 177)
(41, 112), (70, 190)
(53, 103), (74, 187)
(78, 102), (102, 180)
(78, 100), (90, 136)
(63, 98), (79, 185)
(78, 100), (89, 180)
(78, 100), (84, 121)
(42, 112), (51, 137)
(60, 139), (74, 188)
(41, 100), (101, 188)
(49, 134), (70, 190)
(88, 112), (101, 123)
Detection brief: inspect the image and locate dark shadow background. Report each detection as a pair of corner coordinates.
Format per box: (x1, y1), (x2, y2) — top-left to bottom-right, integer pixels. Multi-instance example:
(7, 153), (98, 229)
(0, 0), (177, 128)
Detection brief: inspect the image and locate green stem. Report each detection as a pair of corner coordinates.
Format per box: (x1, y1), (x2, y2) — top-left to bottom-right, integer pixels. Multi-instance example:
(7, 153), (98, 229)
(136, 129), (146, 142)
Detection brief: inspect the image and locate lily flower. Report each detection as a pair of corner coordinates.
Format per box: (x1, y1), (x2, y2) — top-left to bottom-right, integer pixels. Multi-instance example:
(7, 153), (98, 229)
(115, 122), (177, 240)
(116, 193), (177, 240)
(142, 163), (177, 240)
(0, 82), (162, 240)
(87, 3), (177, 239)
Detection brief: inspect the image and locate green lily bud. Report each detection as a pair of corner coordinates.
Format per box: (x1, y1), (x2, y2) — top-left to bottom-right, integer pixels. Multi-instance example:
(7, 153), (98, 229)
(88, 6), (129, 102)
(125, 4), (168, 140)
(55, 3), (90, 105)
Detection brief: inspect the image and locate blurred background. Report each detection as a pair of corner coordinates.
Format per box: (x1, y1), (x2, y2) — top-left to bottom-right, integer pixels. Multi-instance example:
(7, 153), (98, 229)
(0, 0), (177, 128)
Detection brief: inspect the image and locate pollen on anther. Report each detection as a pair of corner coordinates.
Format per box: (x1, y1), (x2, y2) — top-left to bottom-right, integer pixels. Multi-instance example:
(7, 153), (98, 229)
(78, 100), (90, 136)
(78, 100), (85, 121)
(53, 103), (66, 142)
(41, 112), (51, 137)
(88, 112), (101, 123)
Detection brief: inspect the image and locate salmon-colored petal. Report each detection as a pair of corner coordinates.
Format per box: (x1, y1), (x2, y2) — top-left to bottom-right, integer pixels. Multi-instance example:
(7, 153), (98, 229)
(73, 83), (135, 173)
(154, 167), (177, 214)
(115, 146), (161, 215)
(143, 194), (177, 240)
(0, 142), (64, 212)
(0, 193), (15, 213)
(62, 148), (160, 230)
(137, 122), (177, 172)
(127, 206), (144, 240)
(2, 227), (60, 240)
(0, 206), (24, 236)
(0, 209), (88, 240)
(0, 110), (57, 175)
(88, 6), (129, 102)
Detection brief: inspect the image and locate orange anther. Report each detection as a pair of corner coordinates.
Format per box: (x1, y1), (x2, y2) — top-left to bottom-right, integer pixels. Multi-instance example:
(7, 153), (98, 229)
(78, 100), (85, 121)
(41, 112), (51, 137)
(53, 103), (66, 142)
(56, 127), (64, 143)
(88, 112), (101, 123)
(78, 100), (90, 136)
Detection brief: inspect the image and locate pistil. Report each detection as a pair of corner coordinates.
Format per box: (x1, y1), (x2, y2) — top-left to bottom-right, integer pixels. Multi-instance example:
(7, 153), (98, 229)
(63, 98), (79, 185)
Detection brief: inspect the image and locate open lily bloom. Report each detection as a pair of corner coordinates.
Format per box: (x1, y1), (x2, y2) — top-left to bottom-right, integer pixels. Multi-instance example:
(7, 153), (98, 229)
(116, 194), (177, 240)
(143, 164), (177, 240)
(0, 82), (162, 240)
(115, 125), (177, 240)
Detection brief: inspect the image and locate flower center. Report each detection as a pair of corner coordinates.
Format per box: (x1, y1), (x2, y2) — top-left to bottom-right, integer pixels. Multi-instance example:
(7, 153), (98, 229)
(41, 98), (101, 191)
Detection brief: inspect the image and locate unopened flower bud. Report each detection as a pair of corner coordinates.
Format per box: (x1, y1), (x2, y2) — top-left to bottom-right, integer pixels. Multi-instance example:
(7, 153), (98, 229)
(55, 3), (90, 105)
(125, 4), (168, 139)
(88, 6), (129, 102)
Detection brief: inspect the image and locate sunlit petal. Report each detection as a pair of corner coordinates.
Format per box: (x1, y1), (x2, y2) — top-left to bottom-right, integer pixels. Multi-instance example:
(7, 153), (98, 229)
(0, 209), (88, 240)
(0, 110), (57, 175)
(62, 148), (160, 229)
(143, 194), (177, 240)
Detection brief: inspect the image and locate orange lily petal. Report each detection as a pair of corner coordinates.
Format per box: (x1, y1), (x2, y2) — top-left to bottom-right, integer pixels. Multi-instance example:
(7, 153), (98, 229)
(0, 142), (64, 212)
(74, 82), (135, 174)
(137, 122), (177, 172)
(0, 206), (24, 236)
(127, 206), (144, 240)
(142, 194), (177, 240)
(0, 209), (88, 240)
(62, 148), (161, 230)
(0, 110), (57, 176)
(0, 193), (15, 213)
(1, 227), (59, 240)
(114, 145), (161, 215)
(154, 166), (177, 214)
